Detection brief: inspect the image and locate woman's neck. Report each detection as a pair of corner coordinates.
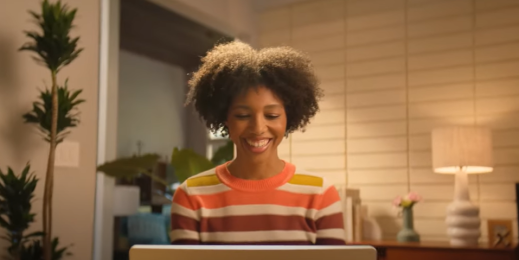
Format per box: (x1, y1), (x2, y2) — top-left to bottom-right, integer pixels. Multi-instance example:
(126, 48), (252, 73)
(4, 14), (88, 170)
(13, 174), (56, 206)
(227, 155), (285, 180)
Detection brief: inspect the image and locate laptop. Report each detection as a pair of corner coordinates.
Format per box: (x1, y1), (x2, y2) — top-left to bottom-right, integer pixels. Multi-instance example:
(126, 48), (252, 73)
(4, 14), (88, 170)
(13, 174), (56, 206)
(129, 245), (377, 260)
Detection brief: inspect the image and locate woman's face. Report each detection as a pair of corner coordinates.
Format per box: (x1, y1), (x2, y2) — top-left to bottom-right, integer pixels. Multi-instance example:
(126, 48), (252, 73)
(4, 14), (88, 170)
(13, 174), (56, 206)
(226, 85), (287, 163)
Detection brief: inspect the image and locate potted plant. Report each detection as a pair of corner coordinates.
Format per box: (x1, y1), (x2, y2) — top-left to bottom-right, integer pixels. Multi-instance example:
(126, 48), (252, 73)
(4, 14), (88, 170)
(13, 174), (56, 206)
(19, 1), (84, 259)
(96, 141), (234, 196)
(0, 164), (40, 260)
(0, 164), (71, 260)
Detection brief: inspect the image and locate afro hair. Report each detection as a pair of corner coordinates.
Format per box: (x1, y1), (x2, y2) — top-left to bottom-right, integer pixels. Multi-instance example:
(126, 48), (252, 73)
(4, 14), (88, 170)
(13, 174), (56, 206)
(185, 41), (323, 136)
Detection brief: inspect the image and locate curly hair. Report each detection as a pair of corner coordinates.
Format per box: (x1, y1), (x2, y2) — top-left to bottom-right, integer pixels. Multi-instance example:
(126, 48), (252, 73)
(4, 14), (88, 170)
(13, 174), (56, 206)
(185, 41), (323, 136)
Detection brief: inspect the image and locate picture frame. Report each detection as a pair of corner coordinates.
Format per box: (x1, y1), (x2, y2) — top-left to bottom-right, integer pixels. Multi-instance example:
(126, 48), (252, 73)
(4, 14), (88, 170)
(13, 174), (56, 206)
(487, 219), (513, 247)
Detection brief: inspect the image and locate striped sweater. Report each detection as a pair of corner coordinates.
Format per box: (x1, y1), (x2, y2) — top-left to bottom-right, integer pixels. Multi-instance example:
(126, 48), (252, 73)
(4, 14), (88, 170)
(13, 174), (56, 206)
(169, 161), (346, 245)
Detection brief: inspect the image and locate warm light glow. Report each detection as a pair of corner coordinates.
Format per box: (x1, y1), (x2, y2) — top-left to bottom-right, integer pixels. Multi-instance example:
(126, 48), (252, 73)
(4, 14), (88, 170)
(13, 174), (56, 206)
(431, 126), (494, 175)
(434, 166), (493, 174)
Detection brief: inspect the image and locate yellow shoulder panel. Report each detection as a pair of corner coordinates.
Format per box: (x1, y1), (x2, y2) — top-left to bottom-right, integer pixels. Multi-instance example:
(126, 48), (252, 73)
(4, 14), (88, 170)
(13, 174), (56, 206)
(288, 174), (323, 187)
(186, 174), (221, 187)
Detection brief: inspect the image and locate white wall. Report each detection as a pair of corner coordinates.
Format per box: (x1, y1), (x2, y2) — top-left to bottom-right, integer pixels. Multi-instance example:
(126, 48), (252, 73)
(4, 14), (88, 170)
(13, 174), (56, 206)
(0, 1), (101, 260)
(117, 50), (187, 159)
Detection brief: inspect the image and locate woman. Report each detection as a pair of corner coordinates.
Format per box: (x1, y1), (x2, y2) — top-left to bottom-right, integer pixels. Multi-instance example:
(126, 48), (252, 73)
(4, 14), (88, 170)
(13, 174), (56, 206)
(170, 41), (345, 245)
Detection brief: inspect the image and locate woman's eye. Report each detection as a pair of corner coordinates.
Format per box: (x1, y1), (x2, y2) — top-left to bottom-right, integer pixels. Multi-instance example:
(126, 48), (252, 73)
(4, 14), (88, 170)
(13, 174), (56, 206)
(235, 114), (249, 119)
(266, 115), (279, 119)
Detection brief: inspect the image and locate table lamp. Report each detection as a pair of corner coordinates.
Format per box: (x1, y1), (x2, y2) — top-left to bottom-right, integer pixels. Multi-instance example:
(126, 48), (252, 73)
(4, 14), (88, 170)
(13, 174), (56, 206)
(431, 126), (493, 246)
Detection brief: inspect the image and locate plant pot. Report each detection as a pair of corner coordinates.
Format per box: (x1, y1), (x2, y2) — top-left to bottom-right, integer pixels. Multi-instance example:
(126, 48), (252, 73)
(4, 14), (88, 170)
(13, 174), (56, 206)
(397, 207), (420, 242)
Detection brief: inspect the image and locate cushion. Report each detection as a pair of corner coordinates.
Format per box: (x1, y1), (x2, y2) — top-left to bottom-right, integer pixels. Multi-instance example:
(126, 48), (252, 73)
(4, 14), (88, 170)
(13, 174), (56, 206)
(127, 213), (170, 245)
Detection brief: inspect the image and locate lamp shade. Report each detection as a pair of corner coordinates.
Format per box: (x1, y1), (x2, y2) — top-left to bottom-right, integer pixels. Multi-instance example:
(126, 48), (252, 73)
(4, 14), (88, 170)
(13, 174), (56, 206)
(431, 126), (493, 174)
(113, 185), (140, 216)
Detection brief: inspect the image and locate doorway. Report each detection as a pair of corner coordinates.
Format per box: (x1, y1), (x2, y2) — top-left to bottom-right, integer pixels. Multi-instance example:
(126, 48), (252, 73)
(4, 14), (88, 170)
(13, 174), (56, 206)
(95, 0), (234, 259)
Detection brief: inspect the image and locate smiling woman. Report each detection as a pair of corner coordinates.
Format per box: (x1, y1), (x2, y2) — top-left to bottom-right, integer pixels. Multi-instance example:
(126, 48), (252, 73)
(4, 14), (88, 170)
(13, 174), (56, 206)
(171, 40), (345, 245)
(225, 86), (287, 179)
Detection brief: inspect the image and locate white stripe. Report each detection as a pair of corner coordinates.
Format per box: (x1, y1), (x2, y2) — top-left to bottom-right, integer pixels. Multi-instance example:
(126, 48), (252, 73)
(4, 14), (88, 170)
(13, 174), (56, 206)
(188, 183), (231, 195)
(317, 228), (346, 241)
(171, 203), (199, 221)
(276, 183), (323, 194)
(200, 230), (316, 243)
(170, 229), (200, 241)
(315, 201), (343, 220)
(199, 204), (318, 219)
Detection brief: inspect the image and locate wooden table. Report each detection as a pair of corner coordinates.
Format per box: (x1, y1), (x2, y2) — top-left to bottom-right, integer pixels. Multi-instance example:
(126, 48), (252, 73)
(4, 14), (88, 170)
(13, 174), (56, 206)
(348, 240), (519, 260)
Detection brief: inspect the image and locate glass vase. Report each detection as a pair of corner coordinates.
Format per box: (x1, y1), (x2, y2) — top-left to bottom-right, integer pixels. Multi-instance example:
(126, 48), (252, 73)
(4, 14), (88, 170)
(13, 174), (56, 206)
(396, 206), (420, 242)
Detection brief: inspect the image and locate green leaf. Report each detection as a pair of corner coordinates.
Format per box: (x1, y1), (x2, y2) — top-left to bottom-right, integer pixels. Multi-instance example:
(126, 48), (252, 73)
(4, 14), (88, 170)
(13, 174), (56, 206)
(24, 231), (45, 239)
(171, 148), (214, 183)
(96, 154), (161, 181)
(19, 236), (73, 260)
(0, 163), (39, 257)
(22, 79), (84, 143)
(19, 0), (83, 72)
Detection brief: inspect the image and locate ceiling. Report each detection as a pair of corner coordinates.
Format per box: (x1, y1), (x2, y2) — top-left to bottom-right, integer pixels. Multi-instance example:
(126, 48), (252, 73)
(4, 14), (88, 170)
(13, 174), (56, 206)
(250, 0), (310, 12)
(120, 0), (233, 71)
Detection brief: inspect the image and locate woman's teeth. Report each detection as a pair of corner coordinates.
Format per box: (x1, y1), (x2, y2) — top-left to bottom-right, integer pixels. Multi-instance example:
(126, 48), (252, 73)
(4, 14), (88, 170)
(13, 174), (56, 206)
(246, 139), (269, 147)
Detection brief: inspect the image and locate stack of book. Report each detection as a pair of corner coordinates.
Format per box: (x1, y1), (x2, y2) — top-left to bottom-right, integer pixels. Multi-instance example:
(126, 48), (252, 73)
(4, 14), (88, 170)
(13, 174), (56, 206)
(336, 185), (363, 242)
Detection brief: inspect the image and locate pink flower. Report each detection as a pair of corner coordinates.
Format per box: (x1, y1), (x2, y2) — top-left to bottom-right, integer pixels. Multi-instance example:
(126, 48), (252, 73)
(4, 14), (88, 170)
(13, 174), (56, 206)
(392, 192), (422, 209)
(392, 196), (402, 207)
(406, 191), (422, 202)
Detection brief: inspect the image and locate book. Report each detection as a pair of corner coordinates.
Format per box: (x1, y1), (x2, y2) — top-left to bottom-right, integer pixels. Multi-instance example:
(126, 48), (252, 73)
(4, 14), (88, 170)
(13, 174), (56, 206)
(336, 185), (362, 242)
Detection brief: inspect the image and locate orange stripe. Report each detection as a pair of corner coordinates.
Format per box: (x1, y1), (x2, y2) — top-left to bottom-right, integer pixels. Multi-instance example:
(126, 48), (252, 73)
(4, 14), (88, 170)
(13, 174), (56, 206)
(321, 186), (341, 209)
(181, 186), (340, 210)
(175, 181), (341, 210)
(196, 189), (314, 209)
(172, 186), (194, 210)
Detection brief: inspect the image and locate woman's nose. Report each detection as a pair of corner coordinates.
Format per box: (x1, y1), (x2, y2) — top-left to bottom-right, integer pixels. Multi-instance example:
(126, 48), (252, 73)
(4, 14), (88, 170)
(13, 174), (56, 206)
(250, 116), (267, 135)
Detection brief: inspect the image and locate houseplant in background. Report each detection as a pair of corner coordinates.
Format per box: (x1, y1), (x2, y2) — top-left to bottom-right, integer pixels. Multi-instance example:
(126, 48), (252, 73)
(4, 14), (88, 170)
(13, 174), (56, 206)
(19, 0), (84, 259)
(96, 140), (235, 196)
(96, 144), (232, 246)
(393, 191), (422, 242)
(0, 164), (71, 260)
(209, 139), (234, 166)
(169, 147), (216, 186)
(0, 164), (40, 260)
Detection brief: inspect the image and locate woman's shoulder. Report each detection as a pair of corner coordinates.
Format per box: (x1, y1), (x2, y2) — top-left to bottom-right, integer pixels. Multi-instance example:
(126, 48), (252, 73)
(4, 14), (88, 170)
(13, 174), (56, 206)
(180, 166), (218, 185)
(286, 164), (339, 191)
(177, 166), (228, 194)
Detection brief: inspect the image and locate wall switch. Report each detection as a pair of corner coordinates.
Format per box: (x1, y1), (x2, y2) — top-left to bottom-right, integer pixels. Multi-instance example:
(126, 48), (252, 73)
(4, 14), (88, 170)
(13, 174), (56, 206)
(55, 141), (80, 167)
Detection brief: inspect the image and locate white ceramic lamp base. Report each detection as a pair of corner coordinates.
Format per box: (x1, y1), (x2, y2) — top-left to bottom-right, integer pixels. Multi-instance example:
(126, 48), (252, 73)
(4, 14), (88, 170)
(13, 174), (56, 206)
(446, 200), (481, 246)
(445, 171), (481, 246)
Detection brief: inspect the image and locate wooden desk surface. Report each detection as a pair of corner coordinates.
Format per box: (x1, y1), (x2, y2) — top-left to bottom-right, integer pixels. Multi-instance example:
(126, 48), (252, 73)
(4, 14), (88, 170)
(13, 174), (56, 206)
(347, 240), (519, 260)
(349, 240), (518, 251)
